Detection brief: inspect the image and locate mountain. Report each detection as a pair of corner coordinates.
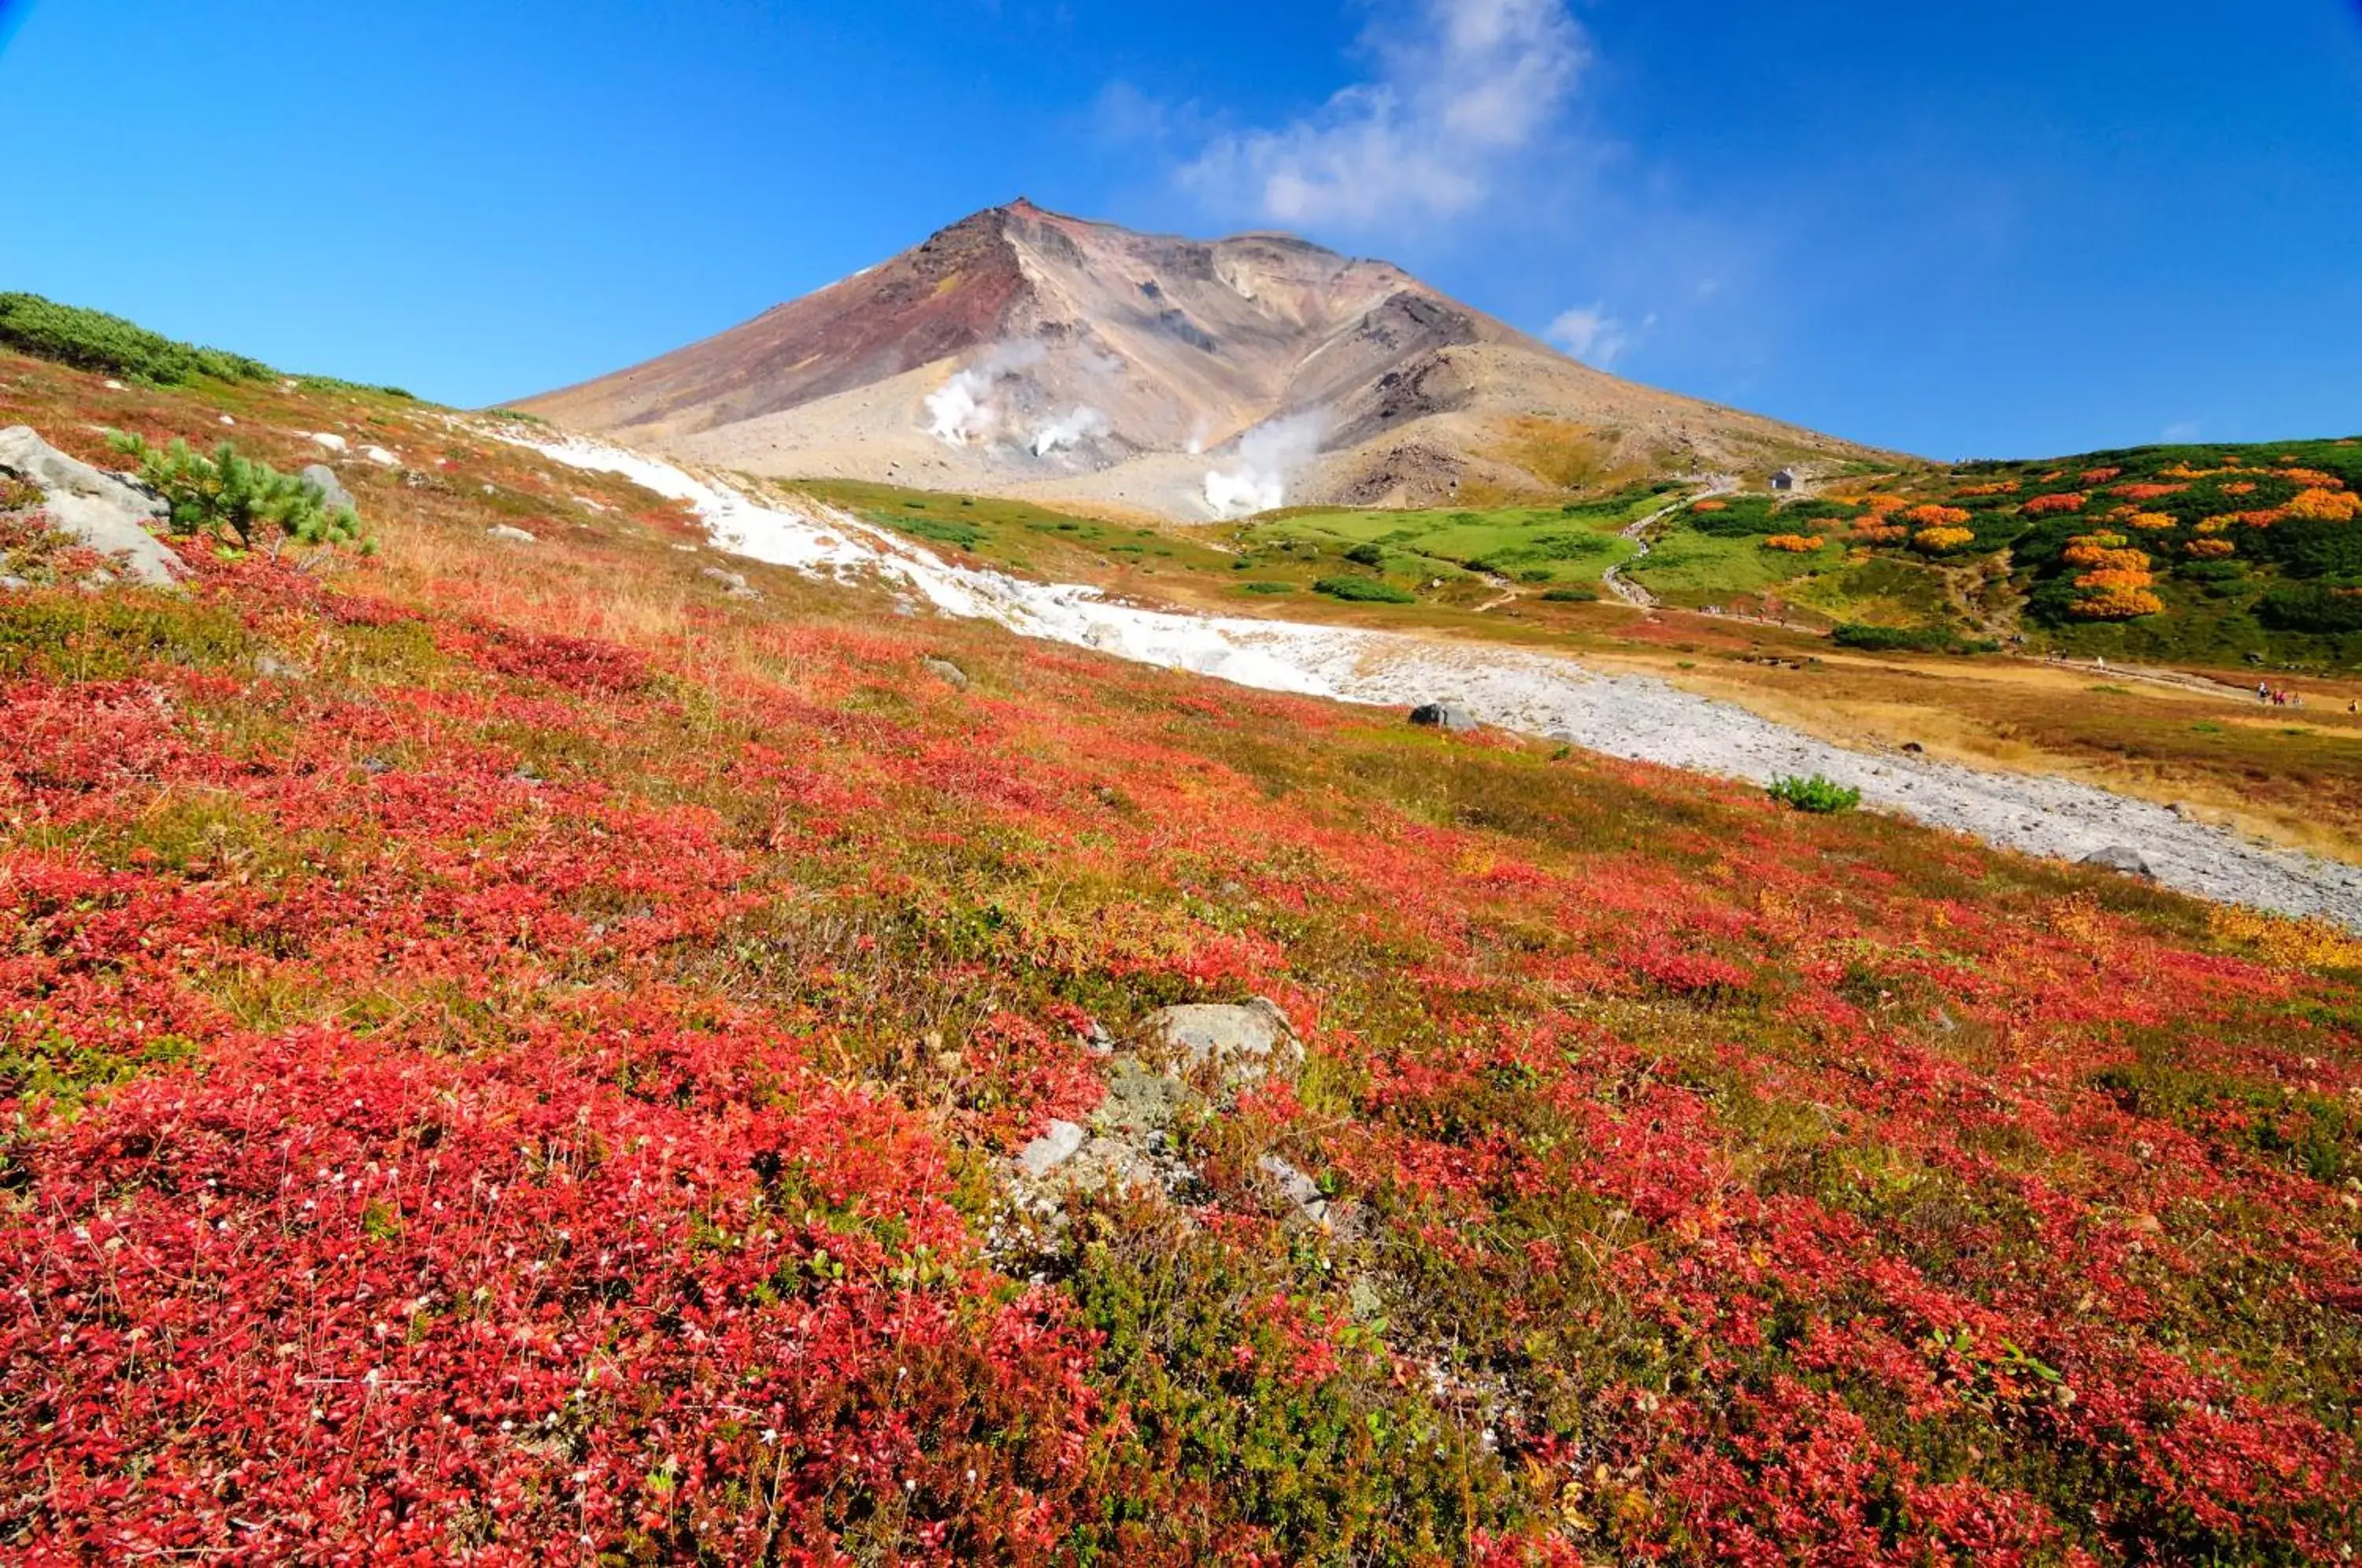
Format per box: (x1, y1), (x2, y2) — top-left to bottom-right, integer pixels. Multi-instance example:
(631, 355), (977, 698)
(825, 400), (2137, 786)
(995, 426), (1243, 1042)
(517, 200), (1882, 519)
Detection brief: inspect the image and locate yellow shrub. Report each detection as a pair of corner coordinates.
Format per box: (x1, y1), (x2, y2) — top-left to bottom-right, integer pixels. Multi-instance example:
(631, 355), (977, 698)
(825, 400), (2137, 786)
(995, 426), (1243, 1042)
(1760, 534), (1824, 553)
(1912, 527), (1976, 554)
(2209, 906), (2362, 971)
(2183, 538), (2234, 559)
(2127, 511), (2177, 531)
(2060, 544), (2149, 572)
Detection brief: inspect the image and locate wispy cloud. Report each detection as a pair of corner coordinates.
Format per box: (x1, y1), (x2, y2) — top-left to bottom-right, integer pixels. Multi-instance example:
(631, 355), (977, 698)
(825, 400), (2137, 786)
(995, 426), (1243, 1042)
(1546, 305), (1629, 368)
(1167, 0), (1588, 230)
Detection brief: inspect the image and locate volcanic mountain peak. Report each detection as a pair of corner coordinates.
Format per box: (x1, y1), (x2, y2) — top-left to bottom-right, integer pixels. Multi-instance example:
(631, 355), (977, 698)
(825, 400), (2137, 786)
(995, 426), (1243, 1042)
(520, 202), (1876, 520)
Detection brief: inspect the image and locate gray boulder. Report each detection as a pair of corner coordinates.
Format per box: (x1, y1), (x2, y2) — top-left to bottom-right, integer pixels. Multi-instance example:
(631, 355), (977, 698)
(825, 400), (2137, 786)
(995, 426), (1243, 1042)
(2081, 844), (2156, 879)
(1409, 701), (1478, 733)
(0, 425), (185, 589)
(485, 524), (538, 545)
(1141, 998), (1301, 1090)
(299, 464), (355, 514)
(922, 656), (971, 690)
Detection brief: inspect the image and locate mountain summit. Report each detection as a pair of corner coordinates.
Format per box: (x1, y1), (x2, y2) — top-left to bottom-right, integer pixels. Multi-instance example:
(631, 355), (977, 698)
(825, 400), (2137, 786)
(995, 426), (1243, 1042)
(520, 201), (1868, 518)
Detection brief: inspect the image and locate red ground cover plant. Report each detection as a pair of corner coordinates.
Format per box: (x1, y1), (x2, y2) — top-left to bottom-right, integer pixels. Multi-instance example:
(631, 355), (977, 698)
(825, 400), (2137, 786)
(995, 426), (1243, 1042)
(0, 361), (2358, 1563)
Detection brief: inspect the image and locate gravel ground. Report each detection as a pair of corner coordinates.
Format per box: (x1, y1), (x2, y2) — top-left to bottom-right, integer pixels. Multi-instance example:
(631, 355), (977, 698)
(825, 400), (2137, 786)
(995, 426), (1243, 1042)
(516, 431), (2362, 930)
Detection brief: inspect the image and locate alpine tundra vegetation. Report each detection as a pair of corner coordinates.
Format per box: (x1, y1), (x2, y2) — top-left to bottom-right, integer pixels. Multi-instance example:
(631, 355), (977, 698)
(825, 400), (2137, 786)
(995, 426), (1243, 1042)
(1, 296), (2358, 1564)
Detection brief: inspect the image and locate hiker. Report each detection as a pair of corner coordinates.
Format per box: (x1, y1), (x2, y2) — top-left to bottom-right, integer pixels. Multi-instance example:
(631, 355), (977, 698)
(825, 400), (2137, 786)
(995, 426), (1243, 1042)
(2258, 682), (2271, 704)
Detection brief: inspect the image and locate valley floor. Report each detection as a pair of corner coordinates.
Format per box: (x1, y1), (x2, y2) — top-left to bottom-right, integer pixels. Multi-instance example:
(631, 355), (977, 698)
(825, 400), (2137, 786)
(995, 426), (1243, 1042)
(528, 434), (2362, 928)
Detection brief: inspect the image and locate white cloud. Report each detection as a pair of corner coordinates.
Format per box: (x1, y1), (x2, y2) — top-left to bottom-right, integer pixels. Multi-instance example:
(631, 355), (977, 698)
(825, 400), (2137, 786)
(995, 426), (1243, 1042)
(1175, 0), (1587, 230)
(1546, 304), (1629, 368)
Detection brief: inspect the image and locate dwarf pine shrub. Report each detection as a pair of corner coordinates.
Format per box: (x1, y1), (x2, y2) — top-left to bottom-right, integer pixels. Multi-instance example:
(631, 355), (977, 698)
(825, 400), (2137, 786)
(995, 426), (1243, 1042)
(0, 293), (272, 385)
(107, 433), (365, 556)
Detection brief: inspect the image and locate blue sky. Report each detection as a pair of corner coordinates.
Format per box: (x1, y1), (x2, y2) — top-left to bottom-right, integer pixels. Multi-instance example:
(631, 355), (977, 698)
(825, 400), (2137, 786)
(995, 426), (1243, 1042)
(2, 0), (2356, 459)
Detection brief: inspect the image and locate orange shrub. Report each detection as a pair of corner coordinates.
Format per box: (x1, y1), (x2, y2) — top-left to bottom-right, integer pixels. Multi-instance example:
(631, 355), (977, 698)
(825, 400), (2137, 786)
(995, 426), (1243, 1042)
(2235, 508), (2288, 529)
(1852, 523), (1907, 545)
(1760, 534), (1823, 553)
(2080, 467), (2124, 484)
(1957, 481), (2019, 497)
(2112, 483), (2189, 501)
(1691, 499), (1728, 512)
(2127, 511), (2177, 531)
(2276, 467), (2347, 490)
(2223, 481), (2257, 495)
(2071, 585), (2165, 619)
(2184, 538), (2235, 559)
(1902, 504), (1971, 529)
(1912, 527), (1977, 554)
(1861, 494), (1910, 516)
(2287, 488), (2362, 522)
(2021, 492), (2088, 518)
(2061, 543), (2147, 571)
(2075, 568), (2156, 590)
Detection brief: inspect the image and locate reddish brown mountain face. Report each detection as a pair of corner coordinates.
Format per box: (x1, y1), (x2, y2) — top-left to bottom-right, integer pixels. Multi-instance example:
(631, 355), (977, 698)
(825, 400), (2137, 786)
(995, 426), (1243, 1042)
(520, 201), (1876, 520)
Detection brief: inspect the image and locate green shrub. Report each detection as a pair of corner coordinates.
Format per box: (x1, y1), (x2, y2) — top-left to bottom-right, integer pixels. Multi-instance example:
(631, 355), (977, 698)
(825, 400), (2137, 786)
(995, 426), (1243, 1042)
(1313, 575), (1418, 605)
(1344, 542), (1386, 567)
(1831, 623), (1997, 655)
(2259, 583), (2362, 634)
(106, 434), (363, 555)
(1241, 581), (1294, 594)
(1541, 586), (1599, 603)
(1767, 774), (1861, 814)
(0, 293), (273, 386)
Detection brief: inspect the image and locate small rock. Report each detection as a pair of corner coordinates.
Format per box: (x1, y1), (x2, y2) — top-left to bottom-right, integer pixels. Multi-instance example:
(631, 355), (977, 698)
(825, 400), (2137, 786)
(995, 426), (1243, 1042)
(1017, 1120), (1087, 1178)
(922, 656), (971, 690)
(310, 432), (350, 454)
(362, 446), (398, 468)
(299, 464), (355, 514)
(1257, 1155), (1328, 1222)
(2081, 845), (2155, 879)
(1901, 741), (1925, 754)
(217, 414), (235, 427)
(485, 524), (538, 545)
(254, 652), (303, 681)
(103, 379), (125, 391)
(1410, 701), (1479, 733)
(0, 575), (28, 592)
(361, 757), (394, 776)
(698, 566), (749, 591)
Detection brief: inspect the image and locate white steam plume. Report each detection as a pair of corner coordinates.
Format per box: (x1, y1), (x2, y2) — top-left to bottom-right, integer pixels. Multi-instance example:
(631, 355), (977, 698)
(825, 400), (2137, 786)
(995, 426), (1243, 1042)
(1031, 405), (1113, 457)
(924, 341), (1047, 446)
(1203, 412), (1328, 519)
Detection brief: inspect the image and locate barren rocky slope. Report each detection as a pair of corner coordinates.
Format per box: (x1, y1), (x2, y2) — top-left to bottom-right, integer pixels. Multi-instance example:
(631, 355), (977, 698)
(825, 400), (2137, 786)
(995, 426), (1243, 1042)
(520, 201), (1884, 520)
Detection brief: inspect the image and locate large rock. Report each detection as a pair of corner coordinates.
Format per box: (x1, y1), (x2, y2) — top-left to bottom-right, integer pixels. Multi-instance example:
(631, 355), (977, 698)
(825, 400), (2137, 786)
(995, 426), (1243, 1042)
(300, 464), (355, 514)
(1140, 998), (1301, 1090)
(1409, 701), (1479, 733)
(0, 426), (184, 588)
(2082, 844), (2156, 879)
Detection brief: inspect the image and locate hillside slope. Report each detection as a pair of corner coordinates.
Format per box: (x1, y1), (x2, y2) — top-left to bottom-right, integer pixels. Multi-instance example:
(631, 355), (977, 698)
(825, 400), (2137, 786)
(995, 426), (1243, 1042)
(4, 320), (2361, 1562)
(518, 200), (1883, 520)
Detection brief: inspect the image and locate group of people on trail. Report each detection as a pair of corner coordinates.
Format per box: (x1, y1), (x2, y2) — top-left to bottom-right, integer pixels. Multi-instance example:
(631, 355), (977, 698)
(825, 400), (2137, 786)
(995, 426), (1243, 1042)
(2256, 682), (2305, 708)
